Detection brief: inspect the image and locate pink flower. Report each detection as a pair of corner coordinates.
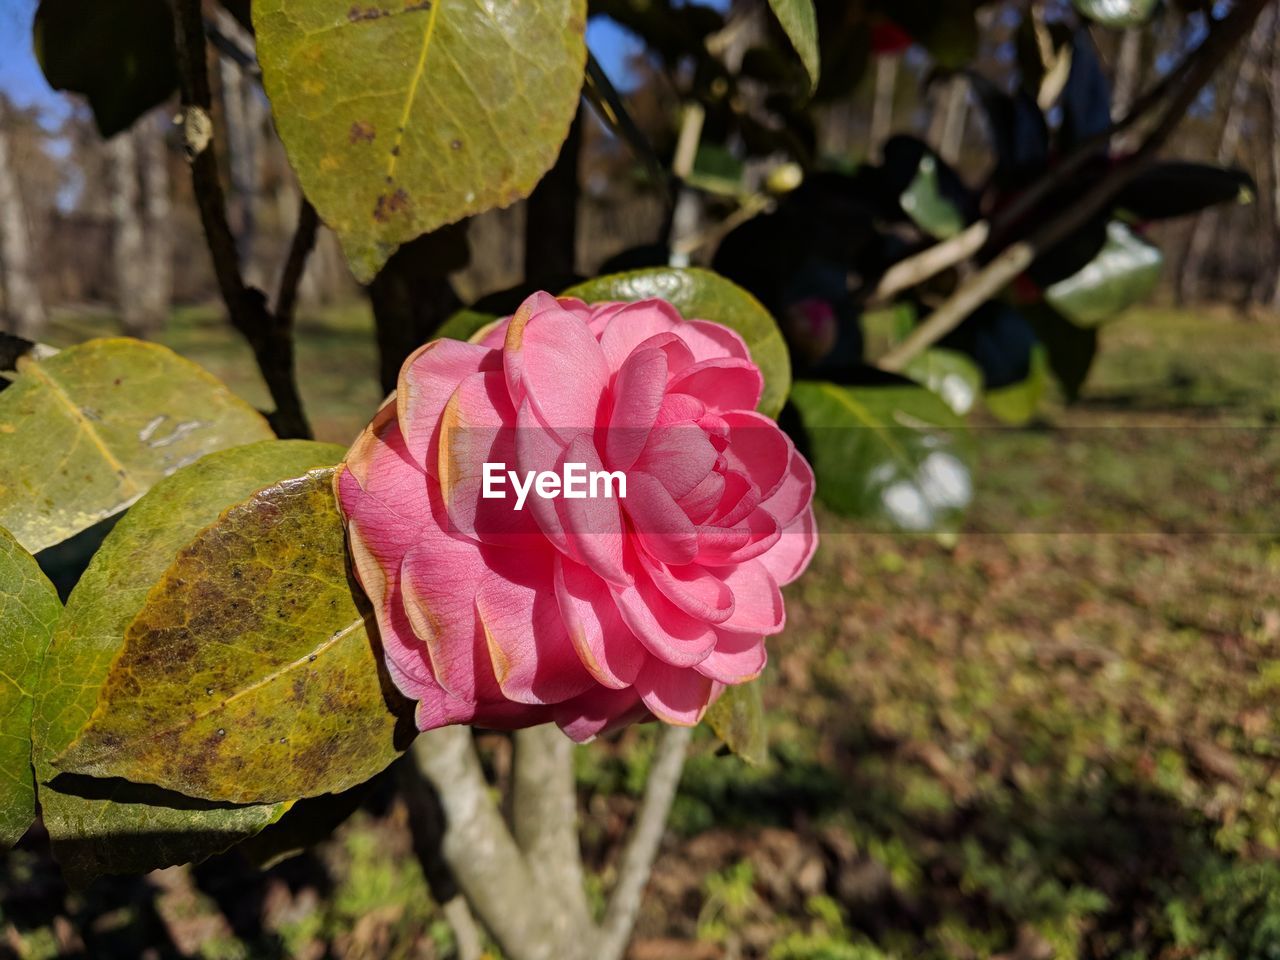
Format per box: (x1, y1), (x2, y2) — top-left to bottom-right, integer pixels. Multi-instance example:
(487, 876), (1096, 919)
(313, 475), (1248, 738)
(335, 293), (817, 741)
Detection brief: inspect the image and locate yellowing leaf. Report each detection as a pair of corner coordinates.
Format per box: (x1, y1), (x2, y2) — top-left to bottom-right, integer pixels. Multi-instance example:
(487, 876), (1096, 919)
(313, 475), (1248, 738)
(32, 440), (342, 883)
(0, 338), (273, 554)
(56, 469), (413, 805)
(766, 0), (820, 92)
(705, 680), (768, 766)
(563, 267), (793, 419)
(0, 527), (60, 848)
(254, 0), (588, 282)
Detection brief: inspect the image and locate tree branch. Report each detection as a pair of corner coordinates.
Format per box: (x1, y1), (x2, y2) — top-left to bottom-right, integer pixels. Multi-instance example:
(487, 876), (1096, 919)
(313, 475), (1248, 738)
(597, 724), (693, 960)
(876, 0), (1272, 372)
(410, 726), (583, 960)
(512, 725), (593, 935)
(274, 200), (319, 330)
(168, 0), (312, 439)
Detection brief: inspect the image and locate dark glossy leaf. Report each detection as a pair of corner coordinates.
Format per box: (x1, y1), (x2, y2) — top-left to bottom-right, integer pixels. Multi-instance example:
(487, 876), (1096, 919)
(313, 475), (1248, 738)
(33, 0), (177, 137)
(1060, 28), (1111, 150)
(942, 301), (1037, 390)
(790, 379), (972, 531)
(966, 71), (1050, 190)
(0, 339), (274, 555)
(255, 0), (588, 282)
(56, 470), (413, 805)
(1045, 222), (1162, 327)
(0, 527), (60, 848)
(985, 344), (1049, 425)
(767, 0), (820, 92)
(904, 348), (983, 416)
(705, 681), (767, 766)
(1115, 163), (1256, 221)
(31, 441), (343, 883)
(1073, 0), (1159, 27)
(435, 308), (500, 344)
(564, 268), (792, 418)
(1027, 305), (1097, 402)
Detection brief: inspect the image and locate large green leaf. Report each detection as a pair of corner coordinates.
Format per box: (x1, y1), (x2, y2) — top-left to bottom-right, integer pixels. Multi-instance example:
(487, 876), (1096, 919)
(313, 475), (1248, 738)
(254, 0), (588, 283)
(766, 0), (820, 92)
(33, 0), (178, 137)
(705, 681), (767, 766)
(563, 268), (792, 419)
(31, 440), (342, 883)
(1072, 0), (1158, 28)
(1028, 305), (1097, 403)
(1045, 222), (1163, 328)
(0, 338), (273, 555)
(56, 470), (413, 805)
(0, 528), (60, 849)
(904, 349), (982, 416)
(436, 307), (500, 344)
(790, 380), (972, 531)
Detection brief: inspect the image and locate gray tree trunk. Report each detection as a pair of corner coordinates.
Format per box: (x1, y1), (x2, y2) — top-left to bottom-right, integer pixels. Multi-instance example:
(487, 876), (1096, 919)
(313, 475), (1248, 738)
(0, 102), (47, 338)
(1112, 29), (1144, 121)
(107, 129), (153, 338)
(139, 114), (173, 330)
(1180, 7), (1273, 303)
(870, 54), (900, 162)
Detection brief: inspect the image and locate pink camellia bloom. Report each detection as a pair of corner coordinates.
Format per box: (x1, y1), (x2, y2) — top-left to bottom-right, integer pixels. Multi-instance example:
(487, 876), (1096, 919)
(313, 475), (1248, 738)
(334, 293), (817, 741)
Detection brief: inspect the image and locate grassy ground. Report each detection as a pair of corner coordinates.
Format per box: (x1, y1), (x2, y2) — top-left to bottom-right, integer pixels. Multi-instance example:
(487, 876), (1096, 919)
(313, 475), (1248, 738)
(4, 303), (1279, 959)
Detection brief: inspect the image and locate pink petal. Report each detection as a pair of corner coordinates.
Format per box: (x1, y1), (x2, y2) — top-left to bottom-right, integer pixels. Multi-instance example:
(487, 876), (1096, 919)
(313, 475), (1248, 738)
(607, 346), (668, 471)
(611, 561), (717, 668)
(717, 561), (785, 635)
(759, 446), (816, 527)
(635, 423), (719, 502)
(475, 566), (597, 705)
(500, 292), (562, 407)
(554, 686), (648, 742)
(758, 507), (818, 586)
(634, 658), (714, 726)
(397, 339), (500, 472)
(623, 471), (698, 566)
(667, 358), (763, 414)
(554, 556), (650, 688)
(598, 300), (684, 369)
(722, 411), (791, 502)
(678, 471), (726, 524)
(697, 508), (781, 566)
(436, 371), (539, 545)
(639, 553), (734, 624)
(677, 318), (753, 363)
(695, 632), (767, 684)
(515, 399), (571, 554)
(655, 392), (706, 426)
(556, 435), (630, 585)
(516, 307), (610, 441)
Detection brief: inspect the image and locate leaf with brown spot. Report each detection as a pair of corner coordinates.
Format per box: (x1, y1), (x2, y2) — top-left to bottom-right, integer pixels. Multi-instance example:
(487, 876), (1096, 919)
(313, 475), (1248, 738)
(705, 679), (768, 766)
(0, 526), (60, 849)
(32, 441), (342, 883)
(55, 469), (413, 805)
(254, 0), (587, 282)
(0, 338), (274, 554)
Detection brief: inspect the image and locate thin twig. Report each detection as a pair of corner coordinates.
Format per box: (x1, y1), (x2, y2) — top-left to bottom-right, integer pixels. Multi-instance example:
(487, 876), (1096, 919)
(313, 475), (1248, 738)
(274, 199), (319, 329)
(877, 0), (1272, 372)
(597, 724), (693, 960)
(168, 0), (312, 439)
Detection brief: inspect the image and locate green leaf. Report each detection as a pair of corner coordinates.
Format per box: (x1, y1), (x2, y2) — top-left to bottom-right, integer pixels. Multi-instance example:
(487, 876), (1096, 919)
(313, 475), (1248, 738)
(904, 349), (983, 417)
(0, 338), (274, 555)
(436, 308), (500, 344)
(1044, 222), (1163, 328)
(31, 440), (343, 883)
(33, 0), (178, 138)
(705, 681), (767, 766)
(900, 154), (965, 240)
(0, 527), (60, 849)
(254, 0), (588, 283)
(1028, 305), (1097, 403)
(1072, 0), (1158, 28)
(56, 469), (413, 805)
(563, 267), (792, 419)
(789, 380), (972, 531)
(984, 344), (1049, 425)
(766, 0), (820, 92)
